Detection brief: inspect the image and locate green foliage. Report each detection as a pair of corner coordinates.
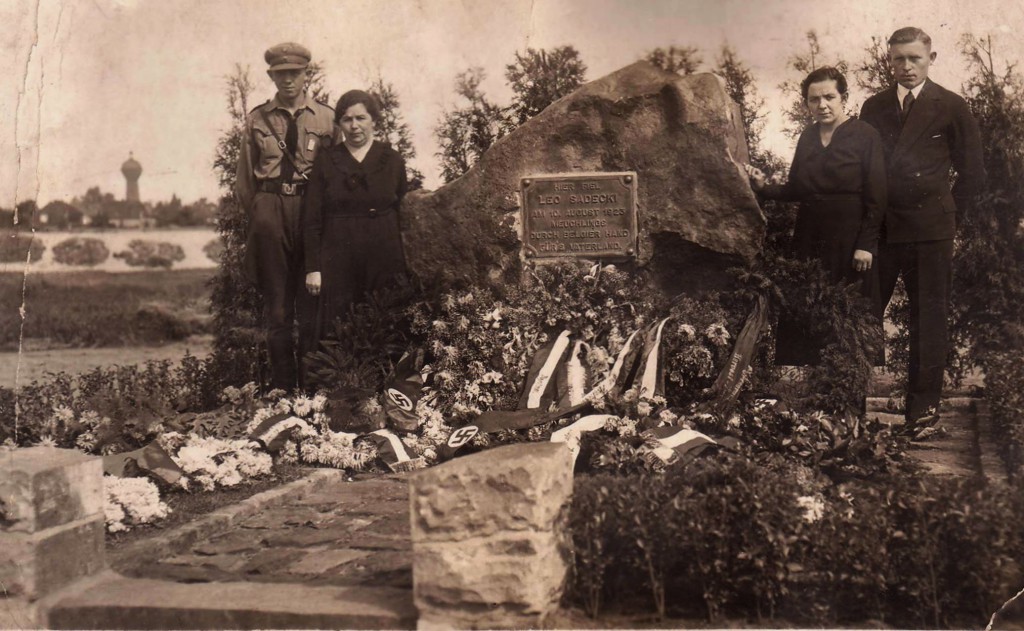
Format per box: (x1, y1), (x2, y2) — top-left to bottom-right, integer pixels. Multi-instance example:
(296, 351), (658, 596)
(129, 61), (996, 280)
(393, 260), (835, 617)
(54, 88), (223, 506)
(778, 30), (851, 139)
(953, 33), (1024, 477)
(304, 281), (417, 392)
(114, 239), (186, 268)
(645, 45), (702, 75)
(210, 63), (265, 390)
(1, 354), (222, 452)
(52, 237), (109, 266)
(0, 232), (45, 263)
(505, 46), (587, 125)
(369, 74), (425, 190)
(756, 255), (883, 414)
(434, 67), (510, 183)
(569, 463), (1024, 627)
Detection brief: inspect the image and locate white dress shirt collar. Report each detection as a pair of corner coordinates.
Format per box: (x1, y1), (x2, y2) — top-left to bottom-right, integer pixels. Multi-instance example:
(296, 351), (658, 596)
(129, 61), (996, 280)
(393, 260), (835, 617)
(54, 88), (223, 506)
(897, 81), (926, 104)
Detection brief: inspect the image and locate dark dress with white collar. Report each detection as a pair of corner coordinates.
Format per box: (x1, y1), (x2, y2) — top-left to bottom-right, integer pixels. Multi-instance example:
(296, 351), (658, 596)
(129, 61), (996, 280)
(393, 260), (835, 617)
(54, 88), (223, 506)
(762, 118), (887, 365)
(303, 140), (408, 339)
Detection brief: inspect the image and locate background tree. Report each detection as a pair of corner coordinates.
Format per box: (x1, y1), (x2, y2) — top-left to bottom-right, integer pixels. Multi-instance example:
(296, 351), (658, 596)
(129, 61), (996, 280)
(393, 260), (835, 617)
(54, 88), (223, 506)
(646, 45), (702, 75)
(305, 61), (331, 107)
(951, 33), (1024, 474)
(853, 35), (894, 94)
(209, 63), (264, 387)
(434, 67), (509, 183)
(505, 46), (587, 124)
(778, 31), (850, 139)
(369, 75), (425, 190)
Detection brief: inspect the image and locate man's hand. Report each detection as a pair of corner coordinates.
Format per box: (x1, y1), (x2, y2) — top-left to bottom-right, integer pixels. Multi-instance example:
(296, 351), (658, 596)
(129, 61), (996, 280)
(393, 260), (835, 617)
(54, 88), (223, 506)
(852, 249), (873, 272)
(305, 271), (321, 296)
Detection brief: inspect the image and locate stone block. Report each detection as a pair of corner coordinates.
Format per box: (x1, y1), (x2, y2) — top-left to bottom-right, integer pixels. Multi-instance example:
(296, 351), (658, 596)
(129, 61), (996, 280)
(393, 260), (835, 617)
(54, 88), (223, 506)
(0, 514), (106, 599)
(411, 442), (573, 542)
(0, 447), (103, 534)
(410, 442), (574, 629)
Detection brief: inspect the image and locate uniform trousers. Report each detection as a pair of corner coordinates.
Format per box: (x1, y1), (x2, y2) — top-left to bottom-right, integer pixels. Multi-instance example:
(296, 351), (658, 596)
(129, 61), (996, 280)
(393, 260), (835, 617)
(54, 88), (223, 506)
(245, 191), (316, 392)
(878, 238), (954, 420)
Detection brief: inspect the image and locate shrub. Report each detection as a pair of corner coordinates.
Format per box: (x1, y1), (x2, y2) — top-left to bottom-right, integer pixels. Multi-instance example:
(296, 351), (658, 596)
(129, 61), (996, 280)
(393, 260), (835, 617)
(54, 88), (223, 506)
(115, 239), (185, 268)
(52, 237), (110, 266)
(0, 232), (45, 263)
(203, 238), (224, 263)
(568, 464), (1024, 628)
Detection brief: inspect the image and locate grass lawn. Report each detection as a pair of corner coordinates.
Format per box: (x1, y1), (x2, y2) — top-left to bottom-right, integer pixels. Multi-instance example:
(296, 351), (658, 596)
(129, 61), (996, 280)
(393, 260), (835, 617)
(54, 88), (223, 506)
(0, 268), (214, 351)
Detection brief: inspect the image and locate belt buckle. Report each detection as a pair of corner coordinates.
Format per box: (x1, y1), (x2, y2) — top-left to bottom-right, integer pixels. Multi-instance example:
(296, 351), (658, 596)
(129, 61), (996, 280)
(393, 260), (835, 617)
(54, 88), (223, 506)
(282, 182), (297, 196)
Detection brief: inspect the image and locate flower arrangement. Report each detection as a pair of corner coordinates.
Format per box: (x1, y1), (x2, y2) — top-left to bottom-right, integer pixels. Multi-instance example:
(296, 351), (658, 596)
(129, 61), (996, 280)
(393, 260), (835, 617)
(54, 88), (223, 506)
(104, 475), (170, 533)
(169, 434), (273, 491)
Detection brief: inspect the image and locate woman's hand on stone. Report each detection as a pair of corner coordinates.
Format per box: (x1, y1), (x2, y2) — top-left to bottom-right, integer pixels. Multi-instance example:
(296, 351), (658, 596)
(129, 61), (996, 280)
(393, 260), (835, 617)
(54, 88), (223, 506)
(852, 249), (873, 272)
(306, 271), (322, 296)
(745, 164), (766, 191)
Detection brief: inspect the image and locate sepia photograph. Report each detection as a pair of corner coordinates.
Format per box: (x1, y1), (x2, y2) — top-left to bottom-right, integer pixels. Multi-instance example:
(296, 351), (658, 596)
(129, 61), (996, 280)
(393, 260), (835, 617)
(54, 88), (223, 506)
(2, 0), (1023, 628)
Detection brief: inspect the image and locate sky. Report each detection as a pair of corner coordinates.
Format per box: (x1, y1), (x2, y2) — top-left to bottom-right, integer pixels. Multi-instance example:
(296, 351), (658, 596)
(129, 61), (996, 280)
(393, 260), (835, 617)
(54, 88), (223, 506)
(2, 0), (1022, 207)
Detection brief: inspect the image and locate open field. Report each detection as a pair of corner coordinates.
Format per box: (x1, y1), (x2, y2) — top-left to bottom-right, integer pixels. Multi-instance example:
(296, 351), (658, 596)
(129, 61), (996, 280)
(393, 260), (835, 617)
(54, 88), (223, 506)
(0, 335), (213, 389)
(0, 268), (214, 351)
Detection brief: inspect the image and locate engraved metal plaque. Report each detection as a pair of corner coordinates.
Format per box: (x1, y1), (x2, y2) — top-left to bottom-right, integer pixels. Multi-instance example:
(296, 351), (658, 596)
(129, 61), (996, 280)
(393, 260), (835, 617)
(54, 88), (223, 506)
(521, 172), (638, 260)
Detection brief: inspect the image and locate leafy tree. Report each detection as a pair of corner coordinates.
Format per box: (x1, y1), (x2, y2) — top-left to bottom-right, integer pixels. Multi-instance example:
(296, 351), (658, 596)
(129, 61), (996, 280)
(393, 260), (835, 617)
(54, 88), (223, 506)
(853, 35), (894, 94)
(951, 33), (1024, 473)
(213, 64), (255, 192)
(210, 63), (264, 386)
(434, 68), (510, 183)
(369, 75), (425, 190)
(646, 45), (703, 75)
(305, 61), (331, 107)
(505, 46), (587, 124)
(778, 31), (850, 139)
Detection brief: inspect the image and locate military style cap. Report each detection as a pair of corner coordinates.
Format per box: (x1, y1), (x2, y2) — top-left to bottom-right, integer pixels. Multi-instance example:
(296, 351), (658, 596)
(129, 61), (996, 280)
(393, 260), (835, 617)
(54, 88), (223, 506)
(265, 42), (311, 71)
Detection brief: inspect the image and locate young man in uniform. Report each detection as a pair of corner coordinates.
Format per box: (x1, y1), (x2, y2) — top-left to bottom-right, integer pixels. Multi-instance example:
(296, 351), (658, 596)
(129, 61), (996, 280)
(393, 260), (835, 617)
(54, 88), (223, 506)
(859, 27), (985, 432)
(235, 42), (336, 393)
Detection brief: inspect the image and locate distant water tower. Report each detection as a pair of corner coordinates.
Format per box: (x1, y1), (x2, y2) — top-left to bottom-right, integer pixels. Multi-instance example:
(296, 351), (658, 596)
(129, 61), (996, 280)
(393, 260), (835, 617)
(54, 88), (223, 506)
(121, 152), (142, 202)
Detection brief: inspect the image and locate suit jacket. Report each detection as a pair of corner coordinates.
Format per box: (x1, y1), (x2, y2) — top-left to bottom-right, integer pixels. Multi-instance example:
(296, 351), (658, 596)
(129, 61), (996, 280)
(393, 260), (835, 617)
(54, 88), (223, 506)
(859, 79), (985, 243)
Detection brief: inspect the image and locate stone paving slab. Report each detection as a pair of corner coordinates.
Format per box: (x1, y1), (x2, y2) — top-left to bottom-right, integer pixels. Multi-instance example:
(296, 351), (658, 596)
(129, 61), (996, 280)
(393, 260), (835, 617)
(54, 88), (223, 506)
(46, 571), (416, 630)
(114, 473), (412, 589)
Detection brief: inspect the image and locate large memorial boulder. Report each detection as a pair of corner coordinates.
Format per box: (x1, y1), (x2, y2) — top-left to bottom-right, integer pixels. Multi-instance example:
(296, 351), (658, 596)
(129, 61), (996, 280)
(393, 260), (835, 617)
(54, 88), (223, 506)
(403, 60), (765, 294)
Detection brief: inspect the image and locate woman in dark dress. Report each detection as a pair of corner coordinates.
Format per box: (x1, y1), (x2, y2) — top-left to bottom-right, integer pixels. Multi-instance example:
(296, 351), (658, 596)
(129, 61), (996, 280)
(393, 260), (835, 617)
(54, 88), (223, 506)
(748, 67), (886, 366)
(303, 90), (408, 342)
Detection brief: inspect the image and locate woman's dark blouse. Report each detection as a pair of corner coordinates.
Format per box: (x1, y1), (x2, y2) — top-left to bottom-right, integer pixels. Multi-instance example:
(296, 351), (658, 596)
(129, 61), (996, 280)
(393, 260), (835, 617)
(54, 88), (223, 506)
(763, 118), (887, 254)
(303, 141), (408, 272)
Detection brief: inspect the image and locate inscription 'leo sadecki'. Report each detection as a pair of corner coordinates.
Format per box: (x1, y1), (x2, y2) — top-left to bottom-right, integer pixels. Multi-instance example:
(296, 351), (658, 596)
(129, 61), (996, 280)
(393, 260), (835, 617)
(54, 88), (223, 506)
(521, 172), (638, 259)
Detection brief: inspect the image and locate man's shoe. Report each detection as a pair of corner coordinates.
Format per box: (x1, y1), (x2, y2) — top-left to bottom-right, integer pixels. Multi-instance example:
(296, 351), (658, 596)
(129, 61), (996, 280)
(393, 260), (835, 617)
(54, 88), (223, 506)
(901, 413), (942, 440)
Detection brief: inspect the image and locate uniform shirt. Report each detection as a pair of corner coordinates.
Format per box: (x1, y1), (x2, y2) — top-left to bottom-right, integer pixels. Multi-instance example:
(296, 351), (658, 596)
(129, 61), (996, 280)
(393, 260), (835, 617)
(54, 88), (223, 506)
(235, 93), (336, 209)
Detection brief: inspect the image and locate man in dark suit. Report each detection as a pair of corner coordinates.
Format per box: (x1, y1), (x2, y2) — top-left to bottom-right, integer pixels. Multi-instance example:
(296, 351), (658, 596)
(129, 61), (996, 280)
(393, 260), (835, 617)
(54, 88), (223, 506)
(860, 27), (985, 429)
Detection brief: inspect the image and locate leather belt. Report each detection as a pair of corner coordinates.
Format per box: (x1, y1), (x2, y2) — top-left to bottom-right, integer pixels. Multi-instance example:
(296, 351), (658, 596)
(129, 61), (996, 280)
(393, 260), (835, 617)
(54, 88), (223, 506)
(259, 181), (307, 196)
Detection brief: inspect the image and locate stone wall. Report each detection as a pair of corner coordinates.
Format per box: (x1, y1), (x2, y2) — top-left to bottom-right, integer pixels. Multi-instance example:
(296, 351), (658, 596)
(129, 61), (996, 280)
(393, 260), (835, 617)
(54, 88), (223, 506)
(409, 442), (574, 629)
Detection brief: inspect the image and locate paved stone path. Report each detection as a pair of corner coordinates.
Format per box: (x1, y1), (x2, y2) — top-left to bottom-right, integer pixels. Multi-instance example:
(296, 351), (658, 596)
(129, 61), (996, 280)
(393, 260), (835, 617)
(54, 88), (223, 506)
(866, 396), (1007, 483)
(115, 473), (412, 589)
(48, 472), (417, 629)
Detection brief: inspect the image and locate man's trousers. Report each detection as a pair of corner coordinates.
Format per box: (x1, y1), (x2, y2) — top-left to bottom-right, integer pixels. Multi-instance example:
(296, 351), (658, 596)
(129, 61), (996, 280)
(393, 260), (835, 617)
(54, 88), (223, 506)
(245, 192), (316, 392)
(878, 239), (954, 420)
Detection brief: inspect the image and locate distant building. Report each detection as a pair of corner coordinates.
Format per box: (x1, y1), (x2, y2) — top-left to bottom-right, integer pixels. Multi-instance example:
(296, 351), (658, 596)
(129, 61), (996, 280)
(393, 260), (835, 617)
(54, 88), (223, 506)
(122, 152), (142, 203)
(38, 201), (84, 229)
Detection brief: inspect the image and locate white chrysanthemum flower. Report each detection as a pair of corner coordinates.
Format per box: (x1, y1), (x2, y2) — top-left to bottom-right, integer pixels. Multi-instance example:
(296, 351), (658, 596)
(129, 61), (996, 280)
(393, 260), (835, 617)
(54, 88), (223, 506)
(52, 405), (75, 425)
(291, 396), (314, 418)
(104, 476), (170, 533)
(705, 323), (731, 347)
(797, 495), (826, 523)
(636, 401), (652, 417)
(677, 323), (697, 341)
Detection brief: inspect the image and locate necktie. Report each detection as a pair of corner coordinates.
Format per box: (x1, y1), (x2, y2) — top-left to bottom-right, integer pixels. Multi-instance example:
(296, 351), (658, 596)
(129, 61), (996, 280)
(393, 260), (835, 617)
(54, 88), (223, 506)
(279, 112), (299, 183)
(900, 91), (915, 125)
